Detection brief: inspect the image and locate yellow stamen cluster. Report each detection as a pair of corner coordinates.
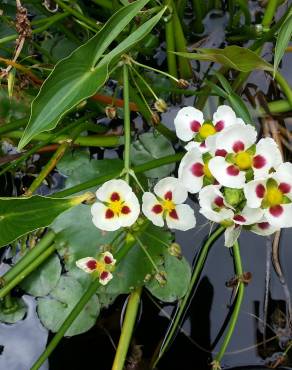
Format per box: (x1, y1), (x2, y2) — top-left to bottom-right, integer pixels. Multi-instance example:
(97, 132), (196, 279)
(234, 151), (252, 170)
(108, 199), (124, 214)
(199, 123), (216, 139)
(266, 187), (283, 206)
(162, 199), (176, 212)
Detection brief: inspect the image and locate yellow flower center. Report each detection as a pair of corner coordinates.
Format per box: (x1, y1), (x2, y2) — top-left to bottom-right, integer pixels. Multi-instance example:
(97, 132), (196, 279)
(108, 200), (123, 214)
(162, 199), (176, 212)
(203, 162), (212, 178)
(266, 187), (283, 206)
(199, 123), (216, 139)
(234, 151), (252, 170)
(95, 261), (105, 274)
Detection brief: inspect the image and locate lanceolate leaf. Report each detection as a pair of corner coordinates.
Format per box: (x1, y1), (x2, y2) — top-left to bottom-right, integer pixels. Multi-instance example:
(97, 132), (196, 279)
(0, 194), (89, 247)
(175, 45), (273, 73)
(274, 11), (292, 77)
(18, 2), (166, 149)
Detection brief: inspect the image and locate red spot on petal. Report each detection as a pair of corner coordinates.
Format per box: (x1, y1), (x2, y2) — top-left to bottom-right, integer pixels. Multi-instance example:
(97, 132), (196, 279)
(191, 163), (204, 177)
(253, 155), (266, 169)
(232, 141), (245, 153)
(152, 204), (163, 214)
(215, 120), (224, 132)
(164, 191), (172, 200)
(100, 271), (109, 280)
(279, 182), (291, 194)
(234, 215), (246, 223)
(110, 192), (120, 201)
(190, 120), (201, 132)
(86, 260), (97, 270)
(169, 209), (179, 219)
(200, 142), (206, 148)
(215, 149), (227, 157)
(105, 209), (114, 219)
(214, 196), (224, 207)
(269, 205), (283, 217)
(258, 222), (270, 230)
(121, 206), (131, 214)
(104, 256), (113, 264)
(227, 165), (240, 176)
(256, 184), (266, 198)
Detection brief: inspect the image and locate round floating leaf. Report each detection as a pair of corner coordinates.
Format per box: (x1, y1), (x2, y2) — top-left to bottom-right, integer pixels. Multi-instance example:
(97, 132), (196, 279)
(20, 254), (62, 297)
(146, 254), (191, 303)
(0, 297), (27, 324)
(37, 275), (100, 336)
(130, 132), (175, 179)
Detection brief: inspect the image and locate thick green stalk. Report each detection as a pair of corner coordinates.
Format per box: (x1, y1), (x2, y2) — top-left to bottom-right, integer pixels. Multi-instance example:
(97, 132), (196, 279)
(0, 118), (27, 135)
(0, 244), (56, 299)
(213, 241), (244, 366)
(2, 131), (122, 147)
(112, 287), (142, 370)
(164, 1), (178, 79)
(259, 99), (291, 114)
(152, 226), (225, 368)
(123, 64), (131, 183)
(92, 0), (113, 10)
(192, 0), (204, 34)
(274, 70), (292, 108)
(0, 231), (55, 287)
(53, 153), (183, 198)
(262, 0), (279, 29)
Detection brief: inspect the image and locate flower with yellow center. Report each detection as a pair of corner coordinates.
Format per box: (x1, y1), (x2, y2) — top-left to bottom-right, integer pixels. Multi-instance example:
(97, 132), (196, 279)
(234, 151), (252, 170)
(199, 123), (216, 139)
(265, 187), (283, 207)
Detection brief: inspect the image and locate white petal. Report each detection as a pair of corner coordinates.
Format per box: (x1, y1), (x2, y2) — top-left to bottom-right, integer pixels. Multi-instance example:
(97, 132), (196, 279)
(96, 179), (132, 202)
(102, 252), (116, 266)
(233, 206), (264, 225)
(214, 124), (257, 153)
(224, 225), (241, 248)
(184, 141), (209, 153)
(199, 185), (233, 210)
(253, 138), (283, 178)
(272, 162), (292, 198)
(265, 203), (292, 228)
(154, 177), (188, 204)
(142, 192), (164, 227)
(213, 105), (238, 129)
(208, 156), (246, 188)
(204, 134), (217, 155)
(91, 202), (120, 231)
(99, 271), (113, 285)
(76, 257), (97, 273)
(117, 192), (140, 228)
(251, 219), (279, 236)
(200, 207), (234, 223)
(243, 179), (267, 208)
(174, 107), (204, 141)
(178, 149), (204, 193)
(166, 204), (196, 231)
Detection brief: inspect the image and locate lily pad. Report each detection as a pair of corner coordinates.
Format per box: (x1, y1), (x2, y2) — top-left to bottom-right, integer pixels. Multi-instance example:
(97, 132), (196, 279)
(0, 297), (27, 324)
(20, 254), (62, 297)
(130, 132), (175, 179)
(37, 275), (100, 336)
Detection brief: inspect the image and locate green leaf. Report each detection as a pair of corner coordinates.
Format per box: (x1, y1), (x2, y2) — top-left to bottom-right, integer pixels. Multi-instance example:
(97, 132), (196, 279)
(130, 132), (175, 178)
(0, 298), (27, 324)
(146, 255), (191, 303)
(175, 45), (273, 73)
(37, 275), (100, 336)
(18, 2), (165, 149)
(274, 11), (292, 77)
(57, 150), (123, 194)
(20, 254), (62, 297)
(0, 194), (87, 248)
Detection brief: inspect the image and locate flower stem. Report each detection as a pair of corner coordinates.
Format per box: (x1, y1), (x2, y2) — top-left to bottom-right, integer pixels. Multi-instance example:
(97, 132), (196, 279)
(123, 63), (131, 183)
(261, 0), (279, 29)
(112, 287), (142, 370)
(213, 240), (245, 366)
(274, 70), (292, 108)
(152, 226), (225, 368)
(0, 118), (27, 135)
(164, 2), (178, 79)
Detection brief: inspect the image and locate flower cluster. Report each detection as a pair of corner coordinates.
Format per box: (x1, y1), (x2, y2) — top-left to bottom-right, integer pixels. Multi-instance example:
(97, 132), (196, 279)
(176, 105), (291, 246)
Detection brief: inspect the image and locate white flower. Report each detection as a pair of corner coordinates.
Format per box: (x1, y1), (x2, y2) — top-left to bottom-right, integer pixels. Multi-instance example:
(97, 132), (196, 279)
(244, 162), (292, 228)
(91, 179), (140, 231)
(174, 105), (240, 145)
(250, 218), (279, 236)
(76, 252), (116, 285)
(178, 147), (215, 193)
(142, 177), (196, 231)
(208, 124), (282, 189)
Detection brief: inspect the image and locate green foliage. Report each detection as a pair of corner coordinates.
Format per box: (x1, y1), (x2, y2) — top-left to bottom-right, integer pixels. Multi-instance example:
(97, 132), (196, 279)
(0, 195), (86, 247)
(0, 298), (27, 324)
(130, 132), (175, 179)
(274, 10), (292, 77)
(176, 45), (273, 72)
(37, 275), (100, 336)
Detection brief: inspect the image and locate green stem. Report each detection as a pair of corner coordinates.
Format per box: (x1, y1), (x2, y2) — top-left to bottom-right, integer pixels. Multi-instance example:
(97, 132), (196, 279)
(164, 3), (178, 79)
(0, 231), (55, 287)
(0, 118), (27, 135)
(53, 153), (183, 198)
(92, 0), (113, 10)
(262, 0), (279, 29)
(192, 0), (204, 33)
(123, 64), (131, 183)
(112, 287), (142, 370)
(152, 226), (225, 368)
(274, 71), (292, 108)
(0, 244), (56, 299)
(214, 240), (244, 366)
(53, 0), (102, 31)
(132, 59), (180, 84)
(260, 99), (291, 114)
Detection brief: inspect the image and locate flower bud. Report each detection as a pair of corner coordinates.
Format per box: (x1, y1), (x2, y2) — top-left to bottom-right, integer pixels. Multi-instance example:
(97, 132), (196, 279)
(168, 243), (182, 259)
(151, 112), (160, 125)
(154, 98), (168, 113)
(155, 271), (167, 286)
(105, 106), (117, 120)
(177, 79), (189, 89)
